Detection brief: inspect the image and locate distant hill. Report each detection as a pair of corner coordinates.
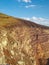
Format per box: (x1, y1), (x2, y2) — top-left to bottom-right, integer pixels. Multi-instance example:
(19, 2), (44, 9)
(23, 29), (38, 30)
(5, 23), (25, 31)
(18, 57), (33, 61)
(0, 13), (49, 65)
(0, 13), (49, 28)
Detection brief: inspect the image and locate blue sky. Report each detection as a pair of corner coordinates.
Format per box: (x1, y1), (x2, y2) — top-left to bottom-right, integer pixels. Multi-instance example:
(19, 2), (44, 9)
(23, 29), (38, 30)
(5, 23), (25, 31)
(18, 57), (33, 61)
(0, 0), (49, 26)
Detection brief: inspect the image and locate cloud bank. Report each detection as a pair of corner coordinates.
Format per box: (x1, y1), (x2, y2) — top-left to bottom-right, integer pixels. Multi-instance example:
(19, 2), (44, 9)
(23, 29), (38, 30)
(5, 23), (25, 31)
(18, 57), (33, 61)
(22, 17), (49, 26)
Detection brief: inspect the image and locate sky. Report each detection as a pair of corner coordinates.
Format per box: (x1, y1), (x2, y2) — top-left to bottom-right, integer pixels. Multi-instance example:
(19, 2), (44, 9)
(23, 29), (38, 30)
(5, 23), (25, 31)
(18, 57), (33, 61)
(0, 0), (49, 26)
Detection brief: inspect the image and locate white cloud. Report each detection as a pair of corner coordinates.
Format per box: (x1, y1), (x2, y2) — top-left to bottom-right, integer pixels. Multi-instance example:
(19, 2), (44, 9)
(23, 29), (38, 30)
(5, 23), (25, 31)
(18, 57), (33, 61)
(31, 16), (48, 22)
(22, 0), (31, 3)
(21, 17), (30, 20)
(25, 5), (36, 8)
(31, 17), (49, 26)
(21, 17), (49, 26)
(18, 0), (31, 3)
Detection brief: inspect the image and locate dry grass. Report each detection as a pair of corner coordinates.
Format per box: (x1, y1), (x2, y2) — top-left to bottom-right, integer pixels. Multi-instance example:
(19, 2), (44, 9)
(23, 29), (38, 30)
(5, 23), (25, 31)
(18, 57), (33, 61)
(0, 13), (49, 65)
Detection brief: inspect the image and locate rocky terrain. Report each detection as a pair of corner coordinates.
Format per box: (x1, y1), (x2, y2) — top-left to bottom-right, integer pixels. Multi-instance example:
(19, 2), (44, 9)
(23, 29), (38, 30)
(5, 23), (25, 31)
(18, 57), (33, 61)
(0, 13), (49, 65)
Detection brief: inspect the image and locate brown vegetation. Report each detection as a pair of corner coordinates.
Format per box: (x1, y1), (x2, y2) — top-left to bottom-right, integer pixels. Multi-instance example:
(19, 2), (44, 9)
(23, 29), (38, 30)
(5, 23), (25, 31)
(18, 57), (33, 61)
(0, 13), (49, 65)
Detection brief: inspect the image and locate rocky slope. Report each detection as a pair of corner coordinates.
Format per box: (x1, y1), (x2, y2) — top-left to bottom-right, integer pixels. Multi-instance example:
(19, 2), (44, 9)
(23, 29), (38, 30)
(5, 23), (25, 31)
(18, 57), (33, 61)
(0, 13), (49, 65)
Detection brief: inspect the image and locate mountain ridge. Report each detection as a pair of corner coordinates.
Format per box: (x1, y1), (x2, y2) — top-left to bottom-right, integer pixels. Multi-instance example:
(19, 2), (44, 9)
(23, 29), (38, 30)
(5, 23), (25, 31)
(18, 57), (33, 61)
(0, 13), (49, 29)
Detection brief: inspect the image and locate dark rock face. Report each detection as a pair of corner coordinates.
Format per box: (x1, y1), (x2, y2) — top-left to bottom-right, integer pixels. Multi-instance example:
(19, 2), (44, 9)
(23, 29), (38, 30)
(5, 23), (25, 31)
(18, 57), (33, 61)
(0, 13), (49, 65)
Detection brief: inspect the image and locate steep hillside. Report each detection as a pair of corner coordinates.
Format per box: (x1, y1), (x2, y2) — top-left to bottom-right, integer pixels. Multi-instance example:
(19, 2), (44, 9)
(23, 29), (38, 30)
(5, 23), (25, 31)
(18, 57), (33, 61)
(0, 13), (49, 65)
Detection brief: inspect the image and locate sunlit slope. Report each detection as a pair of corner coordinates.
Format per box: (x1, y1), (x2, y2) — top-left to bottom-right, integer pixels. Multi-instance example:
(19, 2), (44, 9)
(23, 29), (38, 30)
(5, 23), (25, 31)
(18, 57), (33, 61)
(0, 13), (22, 26)
(0, 13), (49, 65)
